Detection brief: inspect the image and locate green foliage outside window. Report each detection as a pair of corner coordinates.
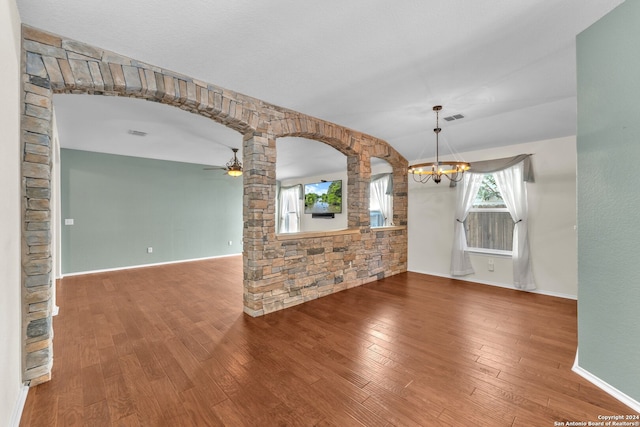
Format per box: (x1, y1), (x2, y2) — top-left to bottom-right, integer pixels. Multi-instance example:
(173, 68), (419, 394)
(475, 175), (505, 207)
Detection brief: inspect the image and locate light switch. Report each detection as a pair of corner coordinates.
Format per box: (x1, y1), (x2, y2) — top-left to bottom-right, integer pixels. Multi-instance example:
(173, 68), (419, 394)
(64, 219), (74, 225)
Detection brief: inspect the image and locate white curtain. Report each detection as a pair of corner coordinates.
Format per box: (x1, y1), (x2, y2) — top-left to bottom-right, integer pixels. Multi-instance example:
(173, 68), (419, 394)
(278, 185), (301, 233)
(370, 174), (393, 226)
(450, 173), (484, 276)
(493, 161), (535, 290)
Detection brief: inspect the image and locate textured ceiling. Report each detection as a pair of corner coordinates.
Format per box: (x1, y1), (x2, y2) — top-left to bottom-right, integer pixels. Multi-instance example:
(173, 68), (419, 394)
(18, 0), (625, 180)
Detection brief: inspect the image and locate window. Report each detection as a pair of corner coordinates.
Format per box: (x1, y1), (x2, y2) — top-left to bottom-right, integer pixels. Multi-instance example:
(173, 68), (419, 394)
(278, 185), (301, 233)
(370, 173), (393, 227)
(465, 174), (513, 254)
(370, 210), (385, 227)
(451, 158), (534, 287)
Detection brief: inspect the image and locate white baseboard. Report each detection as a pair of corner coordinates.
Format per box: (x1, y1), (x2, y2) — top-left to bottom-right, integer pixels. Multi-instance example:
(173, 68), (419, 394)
(572, 349), (640, 413)
(61, 253), (242, 277)
(9, 383), (29, 427)
(407, 269), (577, 300)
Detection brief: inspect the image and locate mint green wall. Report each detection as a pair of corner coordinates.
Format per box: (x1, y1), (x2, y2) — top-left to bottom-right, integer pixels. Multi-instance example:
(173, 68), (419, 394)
(577, 0), (640, 402)
(60, 149), (243, 274)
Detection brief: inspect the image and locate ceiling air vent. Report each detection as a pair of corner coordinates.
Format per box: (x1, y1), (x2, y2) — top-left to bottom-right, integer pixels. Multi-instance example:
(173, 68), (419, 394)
(443, 114), (465, 122)
(128, 129), (147, 137)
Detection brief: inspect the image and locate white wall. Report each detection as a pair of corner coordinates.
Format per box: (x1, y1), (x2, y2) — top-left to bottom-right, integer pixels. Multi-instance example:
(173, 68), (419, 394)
(0, 0), (27, 425)
(408, 136), (578, 298)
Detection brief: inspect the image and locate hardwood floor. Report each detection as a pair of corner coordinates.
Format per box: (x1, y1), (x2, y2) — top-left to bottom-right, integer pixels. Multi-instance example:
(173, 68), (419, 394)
(20, 256), (635, 426)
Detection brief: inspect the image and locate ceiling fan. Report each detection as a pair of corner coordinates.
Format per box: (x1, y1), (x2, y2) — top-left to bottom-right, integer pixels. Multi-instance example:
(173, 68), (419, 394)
(204, 148), (243, 177)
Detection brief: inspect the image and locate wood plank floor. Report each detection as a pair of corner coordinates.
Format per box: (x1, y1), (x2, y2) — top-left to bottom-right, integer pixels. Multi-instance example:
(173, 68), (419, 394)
(20, 256), (635, 426)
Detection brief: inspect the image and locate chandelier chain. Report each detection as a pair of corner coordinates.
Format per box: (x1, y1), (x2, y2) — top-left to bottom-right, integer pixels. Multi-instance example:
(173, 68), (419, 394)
(408, 105), (470, 184)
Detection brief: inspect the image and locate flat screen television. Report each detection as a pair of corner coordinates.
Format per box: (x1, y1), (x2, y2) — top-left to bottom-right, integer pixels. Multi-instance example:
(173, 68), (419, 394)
(304, 180), (342, 214)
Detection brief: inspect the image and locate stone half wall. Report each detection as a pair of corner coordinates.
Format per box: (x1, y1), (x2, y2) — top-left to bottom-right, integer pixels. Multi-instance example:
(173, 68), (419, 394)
(19, 25), (408, 384)
(245, 227), (407, 315)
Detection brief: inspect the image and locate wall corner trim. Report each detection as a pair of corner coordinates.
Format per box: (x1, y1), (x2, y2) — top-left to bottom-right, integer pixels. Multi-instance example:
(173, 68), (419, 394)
(572, 348), (640, 413)
(9, 383), (29, 427)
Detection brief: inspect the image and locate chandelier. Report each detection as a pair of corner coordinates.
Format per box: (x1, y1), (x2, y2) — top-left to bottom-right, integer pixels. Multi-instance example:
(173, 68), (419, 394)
(226, 148), (243, 177)
(408, 105), (470, 184)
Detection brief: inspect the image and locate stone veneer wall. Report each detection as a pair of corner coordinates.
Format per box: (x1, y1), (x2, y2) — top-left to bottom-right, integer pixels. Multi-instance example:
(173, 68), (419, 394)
(19, 25), (408, 385)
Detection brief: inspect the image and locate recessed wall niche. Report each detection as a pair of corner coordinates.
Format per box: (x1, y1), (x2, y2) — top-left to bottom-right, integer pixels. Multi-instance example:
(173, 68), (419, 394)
(276, 137), (347, 233)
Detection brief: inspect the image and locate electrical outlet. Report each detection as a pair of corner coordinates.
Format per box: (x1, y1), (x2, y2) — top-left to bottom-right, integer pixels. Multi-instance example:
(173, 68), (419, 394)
(147, 247), (153, 254)
(64, 218), (74, 225)
(228, 240), (232, 246)
(488, 258), (494, 272)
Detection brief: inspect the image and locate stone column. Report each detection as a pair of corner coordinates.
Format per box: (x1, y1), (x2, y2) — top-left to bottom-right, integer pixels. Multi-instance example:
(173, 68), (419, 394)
(242, 130), (280, 316)
(347, 150), (371, 229)
(22, 49), (55, 385)
(392, 165), (409, 227)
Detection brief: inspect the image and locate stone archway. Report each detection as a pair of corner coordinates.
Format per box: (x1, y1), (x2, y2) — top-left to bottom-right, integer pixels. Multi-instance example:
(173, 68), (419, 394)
(20, 25), (408, 385)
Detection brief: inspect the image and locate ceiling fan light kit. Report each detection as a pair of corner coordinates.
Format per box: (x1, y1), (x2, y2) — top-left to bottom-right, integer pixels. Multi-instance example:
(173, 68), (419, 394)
(408, 105), (470, 184)
(203, 147), (243, 177)
(225, 148), (243, 177)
